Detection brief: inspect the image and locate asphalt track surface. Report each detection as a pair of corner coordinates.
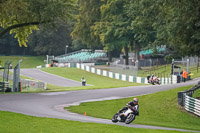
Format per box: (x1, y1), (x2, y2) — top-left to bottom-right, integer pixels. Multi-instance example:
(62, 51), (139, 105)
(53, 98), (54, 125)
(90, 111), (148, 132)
(20, 69), (82, 87)
(1, 69), (200, 132)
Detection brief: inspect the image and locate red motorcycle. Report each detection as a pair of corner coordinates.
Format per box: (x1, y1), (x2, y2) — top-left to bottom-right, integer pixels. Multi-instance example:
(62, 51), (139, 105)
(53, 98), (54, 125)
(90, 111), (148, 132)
(147, 76), (160, 85)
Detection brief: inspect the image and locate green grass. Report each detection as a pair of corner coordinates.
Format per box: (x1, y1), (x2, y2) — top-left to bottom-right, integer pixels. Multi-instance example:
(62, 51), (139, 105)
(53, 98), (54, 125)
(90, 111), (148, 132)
(41, 67), (144, 91)
(0, 111), (195, 133)
(66, 85), (200, 131)
(193, 89), (200, 99)
(0, 56), (45, 68)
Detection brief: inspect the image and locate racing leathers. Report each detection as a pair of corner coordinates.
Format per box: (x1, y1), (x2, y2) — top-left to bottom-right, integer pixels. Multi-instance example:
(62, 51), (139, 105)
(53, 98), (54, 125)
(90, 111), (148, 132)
(118, 101), (139, 116)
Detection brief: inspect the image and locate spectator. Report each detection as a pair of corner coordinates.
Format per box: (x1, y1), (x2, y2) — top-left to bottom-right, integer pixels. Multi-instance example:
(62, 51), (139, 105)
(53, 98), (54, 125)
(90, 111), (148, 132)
(9, 64), (12, 69)
(182, 69), (188, 82)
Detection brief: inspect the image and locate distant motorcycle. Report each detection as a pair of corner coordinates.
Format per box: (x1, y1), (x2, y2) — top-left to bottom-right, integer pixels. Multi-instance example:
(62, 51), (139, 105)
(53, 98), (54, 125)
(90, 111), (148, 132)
(147, 76), (160, 85)
(112, 106), (136, 124)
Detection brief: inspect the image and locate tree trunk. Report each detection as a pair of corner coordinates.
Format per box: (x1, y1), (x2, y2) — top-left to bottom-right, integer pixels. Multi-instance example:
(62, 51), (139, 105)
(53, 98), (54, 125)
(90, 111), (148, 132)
(134, 41), (140, 61)
(107, 51), (112, 65)
(134, 41), (140, 68)
(5, 38), (11, 56)
(124, 45), (129, 65)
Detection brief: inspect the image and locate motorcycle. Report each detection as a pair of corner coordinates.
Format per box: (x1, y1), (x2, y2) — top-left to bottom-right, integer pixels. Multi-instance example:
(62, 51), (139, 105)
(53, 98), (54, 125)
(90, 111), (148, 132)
(112, 106), (136, 124)
(147, 76), (160, 85)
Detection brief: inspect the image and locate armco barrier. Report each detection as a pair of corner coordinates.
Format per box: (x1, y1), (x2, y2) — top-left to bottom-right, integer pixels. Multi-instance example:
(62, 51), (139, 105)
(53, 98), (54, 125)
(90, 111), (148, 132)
(178, 82), (200, 116)
(75, 63), (173, 85)
(36, 63), (174, 84)
(184, 94), (200, 116)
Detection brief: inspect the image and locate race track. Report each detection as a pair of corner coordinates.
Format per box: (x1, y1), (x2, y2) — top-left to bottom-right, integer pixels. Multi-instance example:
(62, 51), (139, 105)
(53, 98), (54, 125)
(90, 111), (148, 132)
(0, 69), (200, 132)
(20, 69), (82, 87)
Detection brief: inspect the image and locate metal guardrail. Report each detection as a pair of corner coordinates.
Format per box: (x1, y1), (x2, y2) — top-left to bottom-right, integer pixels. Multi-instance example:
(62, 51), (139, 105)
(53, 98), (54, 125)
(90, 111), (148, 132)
(0, 82), (9, 92)
(178, 81), (200, 116)
(184, 94), (200, 116)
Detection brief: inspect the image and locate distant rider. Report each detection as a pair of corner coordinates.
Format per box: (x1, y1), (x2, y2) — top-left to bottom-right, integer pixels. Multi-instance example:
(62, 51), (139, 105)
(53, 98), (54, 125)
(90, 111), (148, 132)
(151, 74), (154, 79)
(81, 77), (86, 86)
(118, 98), (139, 116)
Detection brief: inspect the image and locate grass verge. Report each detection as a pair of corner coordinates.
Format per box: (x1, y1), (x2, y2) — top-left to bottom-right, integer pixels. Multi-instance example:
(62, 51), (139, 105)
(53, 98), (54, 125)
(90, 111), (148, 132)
(66, 85), (200, 131)
(41, 67), (144, 91)
(0, 56), (45, 68)
(193, 89), (200, 99)
(0, 111), (194, 133)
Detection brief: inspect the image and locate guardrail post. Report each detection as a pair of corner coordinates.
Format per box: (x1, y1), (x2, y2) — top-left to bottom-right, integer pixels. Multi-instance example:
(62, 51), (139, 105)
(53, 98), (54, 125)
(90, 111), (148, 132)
(0, 81), (9, 92)
(177, 91), (184, 106)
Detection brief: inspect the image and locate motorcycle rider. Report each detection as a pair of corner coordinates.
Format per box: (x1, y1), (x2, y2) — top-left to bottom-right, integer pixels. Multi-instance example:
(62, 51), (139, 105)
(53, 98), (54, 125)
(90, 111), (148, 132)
(151, 74), (154, 80)
(118, 98), (139, 116)
(147, 74), (151, 82)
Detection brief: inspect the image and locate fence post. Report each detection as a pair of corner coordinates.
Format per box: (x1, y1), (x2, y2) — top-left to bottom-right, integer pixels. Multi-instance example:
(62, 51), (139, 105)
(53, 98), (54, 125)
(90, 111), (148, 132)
(177, 92), (184, 106)
(13, 59), (22, 92)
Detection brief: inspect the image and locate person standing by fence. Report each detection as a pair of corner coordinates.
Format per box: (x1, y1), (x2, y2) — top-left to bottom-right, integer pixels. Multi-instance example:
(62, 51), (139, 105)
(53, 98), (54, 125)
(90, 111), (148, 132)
(182, 69), (188, 82)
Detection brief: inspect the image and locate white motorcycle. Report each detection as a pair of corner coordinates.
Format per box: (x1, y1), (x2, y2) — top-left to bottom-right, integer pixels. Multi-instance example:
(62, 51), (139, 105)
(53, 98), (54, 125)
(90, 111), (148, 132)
(112, 106), (136, 124)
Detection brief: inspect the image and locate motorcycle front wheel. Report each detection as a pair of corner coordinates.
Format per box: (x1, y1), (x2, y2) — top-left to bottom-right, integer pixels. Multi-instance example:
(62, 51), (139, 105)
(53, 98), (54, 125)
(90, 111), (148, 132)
(112, 113), (119, 123)
(125, 114), (135, 124)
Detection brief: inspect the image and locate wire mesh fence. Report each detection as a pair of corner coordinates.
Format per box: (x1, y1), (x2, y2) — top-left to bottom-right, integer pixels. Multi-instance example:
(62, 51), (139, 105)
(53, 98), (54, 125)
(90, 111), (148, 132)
(104, 63), (139, 76)
(183, 56), (199, 67)
(21, 79), (47, 92)
(0, 72), (46, 92)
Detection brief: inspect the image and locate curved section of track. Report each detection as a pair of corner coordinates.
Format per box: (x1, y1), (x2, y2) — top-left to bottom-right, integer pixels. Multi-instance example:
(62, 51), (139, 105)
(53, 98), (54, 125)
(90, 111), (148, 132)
(20, 69), (82, 87)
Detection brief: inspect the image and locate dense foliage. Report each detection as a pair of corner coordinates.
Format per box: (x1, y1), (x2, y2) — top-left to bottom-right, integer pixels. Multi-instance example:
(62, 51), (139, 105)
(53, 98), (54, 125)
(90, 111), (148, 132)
(1, 0), (200, 58)
(72, 0), (200, 59)
(0, 0), (75, 47)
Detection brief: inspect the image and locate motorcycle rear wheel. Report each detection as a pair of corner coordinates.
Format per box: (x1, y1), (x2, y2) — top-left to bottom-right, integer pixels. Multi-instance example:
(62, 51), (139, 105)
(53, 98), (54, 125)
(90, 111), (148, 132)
(125, 114), (135, 124)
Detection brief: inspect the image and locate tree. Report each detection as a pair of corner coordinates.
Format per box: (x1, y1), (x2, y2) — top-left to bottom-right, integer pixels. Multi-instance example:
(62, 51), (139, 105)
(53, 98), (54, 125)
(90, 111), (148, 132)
(91, 0), (133, 64)
(71, 39), (87, 51)
(92, 0), (156, 65)
(28, 21), (73, 56)
(126, 0), (157, 60)
(71, 0), (103, 50)
(0, 0), (75, 47)
(152, 0), (200, 56)
(70, 0), (200, 60)
(0, 27), (19, 55)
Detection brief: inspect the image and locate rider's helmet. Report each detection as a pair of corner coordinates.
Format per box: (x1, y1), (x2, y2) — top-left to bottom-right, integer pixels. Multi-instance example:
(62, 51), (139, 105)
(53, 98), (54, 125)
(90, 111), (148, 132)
(133, 98), (138, 105)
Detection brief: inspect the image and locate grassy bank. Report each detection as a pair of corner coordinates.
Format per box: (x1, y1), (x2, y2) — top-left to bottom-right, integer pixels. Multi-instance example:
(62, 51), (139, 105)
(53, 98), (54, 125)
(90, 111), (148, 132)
(193, 89), (200, 99)
(41, 67), (144, 91)
(66, 85), (200, 131)
(0, 111), (194, 133)
(0, 56), (45, 68)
